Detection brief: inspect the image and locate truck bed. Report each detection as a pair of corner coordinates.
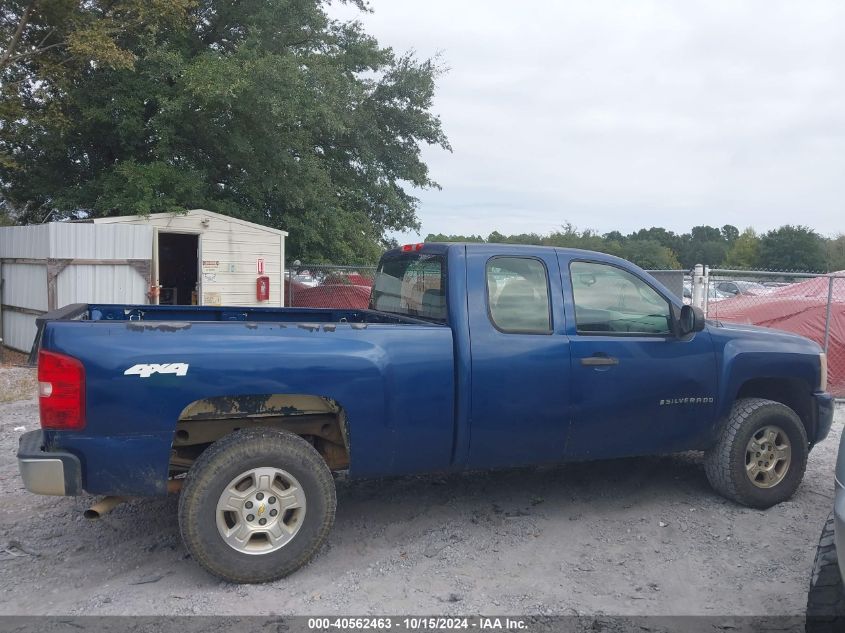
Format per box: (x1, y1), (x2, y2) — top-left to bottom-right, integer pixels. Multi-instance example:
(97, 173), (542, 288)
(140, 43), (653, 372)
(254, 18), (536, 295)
(30, 303), (433, 362)
(53, 302), (430, 324)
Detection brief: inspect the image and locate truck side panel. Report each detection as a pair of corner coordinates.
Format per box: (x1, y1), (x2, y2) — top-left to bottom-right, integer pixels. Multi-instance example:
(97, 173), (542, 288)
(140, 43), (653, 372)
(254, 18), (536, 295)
(710, 324), (822, 426)
(42, 320), (455, 495)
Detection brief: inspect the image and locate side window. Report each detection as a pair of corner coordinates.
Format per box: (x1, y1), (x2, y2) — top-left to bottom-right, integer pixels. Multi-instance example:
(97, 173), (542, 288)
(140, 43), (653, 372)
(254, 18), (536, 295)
(371, 254), (447, 322)
(487, 257), (551, 334)
(570, 261), (672, 335)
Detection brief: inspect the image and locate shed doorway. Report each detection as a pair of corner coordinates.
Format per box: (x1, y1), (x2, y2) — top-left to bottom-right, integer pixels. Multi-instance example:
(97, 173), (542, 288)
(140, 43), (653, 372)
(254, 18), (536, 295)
(157, 232), (199, 305)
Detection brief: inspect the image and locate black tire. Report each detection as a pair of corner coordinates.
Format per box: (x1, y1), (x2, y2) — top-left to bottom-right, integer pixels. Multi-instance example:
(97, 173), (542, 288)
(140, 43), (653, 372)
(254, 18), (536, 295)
(178, 428), (336, 583)
(806, 513), (845, 632)
(704, 397), (808, 509)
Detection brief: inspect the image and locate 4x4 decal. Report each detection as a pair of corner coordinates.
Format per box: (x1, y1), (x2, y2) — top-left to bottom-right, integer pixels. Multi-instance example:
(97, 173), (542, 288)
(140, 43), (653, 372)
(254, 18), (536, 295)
(124, 363), (189, 378)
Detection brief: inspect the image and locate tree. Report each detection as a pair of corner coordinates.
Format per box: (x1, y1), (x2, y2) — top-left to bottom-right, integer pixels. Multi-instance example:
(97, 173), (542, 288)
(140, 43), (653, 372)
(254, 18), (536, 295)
(629, 226), (679, 252)
(620, 240), (680, 270)
(690, 225), (723, 243)
(0, 204), (13, 226)
(758, 225), (826, 272)
(721, 224), (739, 242)
(826, 234), (845, 273)
(1, 0), (451, 262)
(723, 228), (761, 269)
(425, 233), (484, 243)
(0, 1), (191, 72)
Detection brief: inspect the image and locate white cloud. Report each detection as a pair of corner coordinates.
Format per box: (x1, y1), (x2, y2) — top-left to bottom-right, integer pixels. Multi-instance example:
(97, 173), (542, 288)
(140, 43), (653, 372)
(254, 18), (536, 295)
(329, 0), (845, 239)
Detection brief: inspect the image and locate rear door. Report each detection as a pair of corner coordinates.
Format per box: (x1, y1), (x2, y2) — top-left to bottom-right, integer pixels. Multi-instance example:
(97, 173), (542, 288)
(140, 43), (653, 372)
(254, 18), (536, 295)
(466, 247), (571, 468)
(561, 256), (718, 459)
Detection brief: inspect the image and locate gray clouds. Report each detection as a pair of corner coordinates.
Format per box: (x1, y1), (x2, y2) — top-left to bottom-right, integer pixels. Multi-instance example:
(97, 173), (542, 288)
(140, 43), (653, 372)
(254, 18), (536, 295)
(328, 1), (845, 239)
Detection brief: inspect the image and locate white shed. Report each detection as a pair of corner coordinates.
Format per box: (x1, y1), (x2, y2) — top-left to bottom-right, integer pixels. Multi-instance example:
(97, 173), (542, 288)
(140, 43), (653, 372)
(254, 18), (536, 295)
(0, 209), (288, 353)
(93, 209), (287, 308)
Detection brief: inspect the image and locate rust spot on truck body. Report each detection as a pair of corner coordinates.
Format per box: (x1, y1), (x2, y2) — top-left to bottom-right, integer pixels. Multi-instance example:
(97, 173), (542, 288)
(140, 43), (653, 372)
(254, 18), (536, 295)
(127, 322), (192, 332)
(172, 394), (350, 471)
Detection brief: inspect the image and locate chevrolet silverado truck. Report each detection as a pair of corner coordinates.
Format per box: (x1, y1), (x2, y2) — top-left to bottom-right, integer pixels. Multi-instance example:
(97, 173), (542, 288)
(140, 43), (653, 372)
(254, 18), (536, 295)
(17, 243), (834, 583)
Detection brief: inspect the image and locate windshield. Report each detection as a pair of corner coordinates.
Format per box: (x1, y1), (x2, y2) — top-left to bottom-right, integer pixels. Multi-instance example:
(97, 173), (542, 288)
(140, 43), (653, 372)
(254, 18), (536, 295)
(369, 253), (447, 323)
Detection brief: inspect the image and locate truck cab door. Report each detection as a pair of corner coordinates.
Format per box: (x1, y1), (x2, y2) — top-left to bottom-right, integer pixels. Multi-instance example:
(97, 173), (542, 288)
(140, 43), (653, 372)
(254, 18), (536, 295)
(561, 256), (718, 460)
(466, 247), (571, 468)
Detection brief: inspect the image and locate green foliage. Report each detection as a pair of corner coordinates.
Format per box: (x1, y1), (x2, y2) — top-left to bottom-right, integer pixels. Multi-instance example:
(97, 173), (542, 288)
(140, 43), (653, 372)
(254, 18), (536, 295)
(0, 206), (13, 226)
(827, 234), (845, 273)
(0, 0), (193, 71)
(425, 233), (485, 243)
(758, 225), (827, 272)
(619, 240), (680, 270)
(1, 0), (450, 262)
(423, 223), (842, 272)
(721, 224), (739, 242)
(724, 228), (761, 269)
(425, 223), (679, 269)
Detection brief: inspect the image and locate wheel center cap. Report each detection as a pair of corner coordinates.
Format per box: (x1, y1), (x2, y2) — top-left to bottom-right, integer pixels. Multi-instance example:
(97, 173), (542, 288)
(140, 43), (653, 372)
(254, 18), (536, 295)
(257, 503), (266, 516)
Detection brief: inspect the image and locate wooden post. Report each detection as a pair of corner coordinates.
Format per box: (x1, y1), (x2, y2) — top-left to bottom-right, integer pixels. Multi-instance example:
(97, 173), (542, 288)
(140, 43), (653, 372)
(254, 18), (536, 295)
(45, 259), (72, 311)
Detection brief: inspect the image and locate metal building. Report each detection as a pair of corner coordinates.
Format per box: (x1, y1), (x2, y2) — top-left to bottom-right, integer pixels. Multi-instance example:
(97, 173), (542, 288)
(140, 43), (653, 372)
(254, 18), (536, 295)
(0, 210), (288, 353)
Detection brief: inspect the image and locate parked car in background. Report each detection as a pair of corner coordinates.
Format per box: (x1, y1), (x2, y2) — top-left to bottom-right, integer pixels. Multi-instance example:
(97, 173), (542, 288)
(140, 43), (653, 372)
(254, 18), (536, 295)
(682, 282), (732, 305)
(806, 427), (845, 632)
(715, 280), (771, 296)
(285, 271), (319, 288)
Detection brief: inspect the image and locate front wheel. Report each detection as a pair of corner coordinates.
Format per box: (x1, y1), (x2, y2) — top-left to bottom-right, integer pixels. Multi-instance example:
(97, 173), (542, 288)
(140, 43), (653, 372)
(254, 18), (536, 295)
(704, 397), (808, 509)
(178, 428), (336, 583)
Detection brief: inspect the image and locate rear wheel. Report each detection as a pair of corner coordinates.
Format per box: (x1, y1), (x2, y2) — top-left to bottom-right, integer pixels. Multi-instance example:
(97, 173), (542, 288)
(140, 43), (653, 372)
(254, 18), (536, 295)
(806, 513), (845, 632)
(704, 398), (808, 508)
(178, 428), (336, 583)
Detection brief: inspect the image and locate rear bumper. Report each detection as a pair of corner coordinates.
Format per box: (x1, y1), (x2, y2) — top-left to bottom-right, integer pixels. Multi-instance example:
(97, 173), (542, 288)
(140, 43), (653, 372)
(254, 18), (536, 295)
(813, 391), (835, 445)
(17, 430), (82, 496)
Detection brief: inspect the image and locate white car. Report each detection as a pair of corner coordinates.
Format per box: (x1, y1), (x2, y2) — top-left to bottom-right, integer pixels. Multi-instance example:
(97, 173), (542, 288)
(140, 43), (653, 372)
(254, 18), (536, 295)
(682, 283), (733, 305)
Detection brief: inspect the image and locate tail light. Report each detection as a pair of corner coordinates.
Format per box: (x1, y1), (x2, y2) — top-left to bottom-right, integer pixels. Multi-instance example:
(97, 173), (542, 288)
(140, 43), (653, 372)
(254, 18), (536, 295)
(38, 350), (86, 430)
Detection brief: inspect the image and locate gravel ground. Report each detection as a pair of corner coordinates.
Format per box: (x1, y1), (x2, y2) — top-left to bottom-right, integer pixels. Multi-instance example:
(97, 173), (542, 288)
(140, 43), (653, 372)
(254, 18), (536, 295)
(0, 368), (842, 617)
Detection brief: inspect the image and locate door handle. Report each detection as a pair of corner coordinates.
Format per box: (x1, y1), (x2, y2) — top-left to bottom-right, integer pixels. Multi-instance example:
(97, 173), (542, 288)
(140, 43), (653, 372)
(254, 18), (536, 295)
(581, 356), (619, 366)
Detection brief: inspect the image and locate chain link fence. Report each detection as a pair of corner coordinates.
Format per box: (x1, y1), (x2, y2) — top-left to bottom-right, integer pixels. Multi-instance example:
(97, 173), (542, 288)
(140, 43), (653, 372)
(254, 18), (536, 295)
(286, 264), (377, 309)
(703, 269), (845, 397)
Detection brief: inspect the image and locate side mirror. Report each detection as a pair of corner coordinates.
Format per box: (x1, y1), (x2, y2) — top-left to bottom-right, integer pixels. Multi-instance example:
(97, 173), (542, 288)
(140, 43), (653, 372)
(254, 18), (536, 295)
(678, 304), (705, 336)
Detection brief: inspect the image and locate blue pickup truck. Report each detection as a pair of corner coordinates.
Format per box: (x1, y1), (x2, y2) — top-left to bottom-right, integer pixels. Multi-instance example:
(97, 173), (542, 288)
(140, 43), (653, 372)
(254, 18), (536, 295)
(17, 243), (834, 583)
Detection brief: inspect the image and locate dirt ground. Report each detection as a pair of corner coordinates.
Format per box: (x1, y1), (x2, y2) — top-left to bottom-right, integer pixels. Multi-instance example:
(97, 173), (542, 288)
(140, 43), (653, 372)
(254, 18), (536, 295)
(0, 367), (841, 617)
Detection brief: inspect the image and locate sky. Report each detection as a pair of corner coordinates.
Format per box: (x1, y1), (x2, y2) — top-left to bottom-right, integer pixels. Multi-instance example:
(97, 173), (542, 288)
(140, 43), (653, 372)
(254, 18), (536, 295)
(328, 0), (845, 242)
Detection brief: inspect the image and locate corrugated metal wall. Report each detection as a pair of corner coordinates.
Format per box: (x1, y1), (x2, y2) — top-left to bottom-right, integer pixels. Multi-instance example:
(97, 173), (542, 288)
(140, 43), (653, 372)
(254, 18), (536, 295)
(0, 225), (50, 258)
(2, 263), (48, 312)
(50, 222), (152, 259)
(0, 223), (152, 353)
(2, 311), (38, 353)
(52, 223), (152, 309)
(0, 225), (50, 351)
(56, 264), (149, 307)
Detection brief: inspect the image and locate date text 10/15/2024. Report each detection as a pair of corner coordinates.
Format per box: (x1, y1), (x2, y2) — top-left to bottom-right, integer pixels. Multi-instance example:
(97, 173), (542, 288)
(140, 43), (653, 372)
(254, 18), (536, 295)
(307, 617), (528, 631)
